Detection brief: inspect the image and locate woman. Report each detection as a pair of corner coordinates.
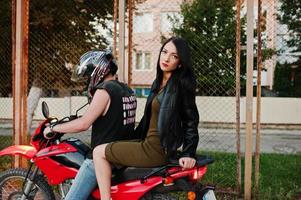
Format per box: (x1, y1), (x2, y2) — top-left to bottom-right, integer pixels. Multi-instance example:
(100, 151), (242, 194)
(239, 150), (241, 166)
(93, 37), (199, 200)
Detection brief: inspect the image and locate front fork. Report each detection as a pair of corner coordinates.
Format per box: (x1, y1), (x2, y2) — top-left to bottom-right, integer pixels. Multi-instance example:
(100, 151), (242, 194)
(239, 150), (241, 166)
(58, 183), (67, 199)
(20, 165), (70, 200)
(20, 161), (40, 200)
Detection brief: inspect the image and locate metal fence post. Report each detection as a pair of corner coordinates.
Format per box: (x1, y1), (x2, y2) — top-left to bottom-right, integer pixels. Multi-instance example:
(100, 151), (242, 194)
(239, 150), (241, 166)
(255, 0), (263, 198)
(113, 0), (118, 57)
(245, 0), (254, 199)
(127, 0), (133, 87)
(235, 0), (242, 196)
(118, 0), (126, 83)
(12, 0), (29, 168)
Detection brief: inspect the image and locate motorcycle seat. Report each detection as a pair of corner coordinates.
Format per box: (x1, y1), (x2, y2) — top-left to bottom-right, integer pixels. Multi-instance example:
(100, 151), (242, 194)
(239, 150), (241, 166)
(111, 155), (214, 185)
(111, 166), (165, 185)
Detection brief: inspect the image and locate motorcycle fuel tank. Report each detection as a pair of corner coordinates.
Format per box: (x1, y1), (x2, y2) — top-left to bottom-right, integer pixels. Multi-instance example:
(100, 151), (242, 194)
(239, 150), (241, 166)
(50, 137), (91, 169)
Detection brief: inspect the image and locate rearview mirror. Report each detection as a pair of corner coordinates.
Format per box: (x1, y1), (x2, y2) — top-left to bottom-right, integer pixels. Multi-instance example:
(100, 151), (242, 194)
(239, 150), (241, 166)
(42, 101), (49, 119)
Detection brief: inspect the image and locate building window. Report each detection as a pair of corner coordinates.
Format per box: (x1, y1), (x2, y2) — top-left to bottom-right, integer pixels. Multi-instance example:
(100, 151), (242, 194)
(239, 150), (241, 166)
(142, 88), (151, 97)
(160, 12), (183, 33)
(135, 52), (152, 70)
(134, 13), (153, 33)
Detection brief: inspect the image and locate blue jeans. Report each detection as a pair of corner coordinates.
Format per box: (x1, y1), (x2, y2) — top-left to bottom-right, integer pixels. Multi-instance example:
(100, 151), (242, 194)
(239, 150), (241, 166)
(64, 159), (97, 200)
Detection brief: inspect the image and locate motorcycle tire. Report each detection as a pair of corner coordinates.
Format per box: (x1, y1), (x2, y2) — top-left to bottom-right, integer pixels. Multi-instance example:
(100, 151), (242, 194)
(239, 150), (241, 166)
(140, 192), (177, 200)
(0, 168), (55, 200)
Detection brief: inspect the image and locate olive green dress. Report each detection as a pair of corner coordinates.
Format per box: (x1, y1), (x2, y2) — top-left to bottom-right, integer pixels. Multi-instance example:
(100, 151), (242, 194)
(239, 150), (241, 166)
(105, 94), (167, 167)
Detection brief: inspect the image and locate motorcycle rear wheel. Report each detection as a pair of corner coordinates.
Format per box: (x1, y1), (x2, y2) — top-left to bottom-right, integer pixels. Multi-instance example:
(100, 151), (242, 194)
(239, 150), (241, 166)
(0, 168), (55, 200)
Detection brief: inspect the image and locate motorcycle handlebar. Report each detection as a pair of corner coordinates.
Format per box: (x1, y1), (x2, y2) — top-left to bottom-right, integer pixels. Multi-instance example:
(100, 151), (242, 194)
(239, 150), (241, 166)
(57, 114), (79, 124)
(45, 114), (80, 140)
(33, 101), (84, 142)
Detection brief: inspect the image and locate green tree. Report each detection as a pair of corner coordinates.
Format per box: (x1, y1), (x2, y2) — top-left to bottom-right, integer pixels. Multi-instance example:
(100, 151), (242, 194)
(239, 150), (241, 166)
(0, 0), (115, 131)
(273, 62), (301, 97)
(0, 0), (12, 97)
(172, 0), (241, 96)
(28, 0), (115, 92)
(277, 0), (301, 63)
(273, 0), (301, 97)
(0, 0), (115, 96)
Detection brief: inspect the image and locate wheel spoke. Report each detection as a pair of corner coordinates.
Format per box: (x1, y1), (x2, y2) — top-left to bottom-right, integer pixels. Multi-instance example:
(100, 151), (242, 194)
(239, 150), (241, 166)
(0, 168), (55, 200)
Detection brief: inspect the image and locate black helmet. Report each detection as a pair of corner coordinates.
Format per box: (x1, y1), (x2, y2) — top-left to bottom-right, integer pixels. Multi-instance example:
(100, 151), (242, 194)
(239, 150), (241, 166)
(71, 50), (117, 99)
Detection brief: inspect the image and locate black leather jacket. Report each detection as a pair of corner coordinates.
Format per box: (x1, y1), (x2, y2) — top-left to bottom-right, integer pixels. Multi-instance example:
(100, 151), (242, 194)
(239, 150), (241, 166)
(134, 77), (199, 158)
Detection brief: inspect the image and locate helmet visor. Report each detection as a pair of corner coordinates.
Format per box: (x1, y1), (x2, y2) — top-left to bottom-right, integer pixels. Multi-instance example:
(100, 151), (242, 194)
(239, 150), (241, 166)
(71, 64), (86, 82)
(71, 51), (106, 82)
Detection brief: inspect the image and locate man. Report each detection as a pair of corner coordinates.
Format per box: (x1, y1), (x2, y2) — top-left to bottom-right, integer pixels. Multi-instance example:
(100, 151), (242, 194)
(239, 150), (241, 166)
(43, 50), (137, 200)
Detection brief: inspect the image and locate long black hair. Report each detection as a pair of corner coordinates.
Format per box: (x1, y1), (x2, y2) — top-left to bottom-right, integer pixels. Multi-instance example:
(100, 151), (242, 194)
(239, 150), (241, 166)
(153, 37), (196, 94)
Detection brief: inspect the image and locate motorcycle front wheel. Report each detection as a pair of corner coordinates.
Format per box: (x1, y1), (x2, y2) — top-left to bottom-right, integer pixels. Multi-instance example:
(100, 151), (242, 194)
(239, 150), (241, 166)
(0, 168), (55, 200)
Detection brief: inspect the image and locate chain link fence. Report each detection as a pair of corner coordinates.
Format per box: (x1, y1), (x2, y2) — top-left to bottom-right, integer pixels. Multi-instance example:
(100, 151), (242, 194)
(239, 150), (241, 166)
(256, 0), (301, 198)
(130, 0), (301, 198)
(271, 0), (301, 96)
(0, 0), (13, 170)
(0, 0), (115, 169)
(0, 0), (300, 198)
(27, 0), (114, 109)
(130, 0), (239, 194)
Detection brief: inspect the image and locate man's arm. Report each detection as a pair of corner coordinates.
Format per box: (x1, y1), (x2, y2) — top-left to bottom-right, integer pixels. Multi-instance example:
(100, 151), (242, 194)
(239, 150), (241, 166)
(44, 89), (110, 134)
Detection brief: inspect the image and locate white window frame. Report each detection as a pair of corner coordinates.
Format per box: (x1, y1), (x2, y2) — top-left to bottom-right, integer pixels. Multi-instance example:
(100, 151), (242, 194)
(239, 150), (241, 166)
(134, 51), (152, 71)
(134, 13), (154, 33)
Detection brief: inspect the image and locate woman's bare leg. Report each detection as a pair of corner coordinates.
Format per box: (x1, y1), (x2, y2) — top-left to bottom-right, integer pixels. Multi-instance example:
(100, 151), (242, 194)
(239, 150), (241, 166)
(93, 144), (111, 200)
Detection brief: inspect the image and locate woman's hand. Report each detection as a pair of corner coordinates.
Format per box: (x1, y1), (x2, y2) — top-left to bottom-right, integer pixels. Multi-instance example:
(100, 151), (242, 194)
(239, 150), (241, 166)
(179, 157), (196, 169)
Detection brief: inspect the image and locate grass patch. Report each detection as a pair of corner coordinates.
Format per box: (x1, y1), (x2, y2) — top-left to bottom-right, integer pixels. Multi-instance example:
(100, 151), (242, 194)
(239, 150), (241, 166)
(199, 151), (301, 199)
(0, 135), (12, 149)
(200, 151), (237, 188)
(0, 135), (12, 171)
(258, 153), (301, 199)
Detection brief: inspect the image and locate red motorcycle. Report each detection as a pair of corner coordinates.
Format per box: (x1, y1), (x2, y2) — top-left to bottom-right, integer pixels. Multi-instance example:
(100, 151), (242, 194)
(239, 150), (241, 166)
(0, 101), (216, 200)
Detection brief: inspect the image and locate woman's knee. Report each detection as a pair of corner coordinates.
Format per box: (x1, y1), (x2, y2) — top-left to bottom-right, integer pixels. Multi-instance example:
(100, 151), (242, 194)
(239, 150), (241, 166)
(93, 144), (107, 159)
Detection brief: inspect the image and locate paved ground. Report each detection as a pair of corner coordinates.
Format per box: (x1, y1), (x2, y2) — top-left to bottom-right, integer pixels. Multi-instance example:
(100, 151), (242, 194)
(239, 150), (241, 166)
(1, 126), (300, 154)
(197, 128), (301, 154)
